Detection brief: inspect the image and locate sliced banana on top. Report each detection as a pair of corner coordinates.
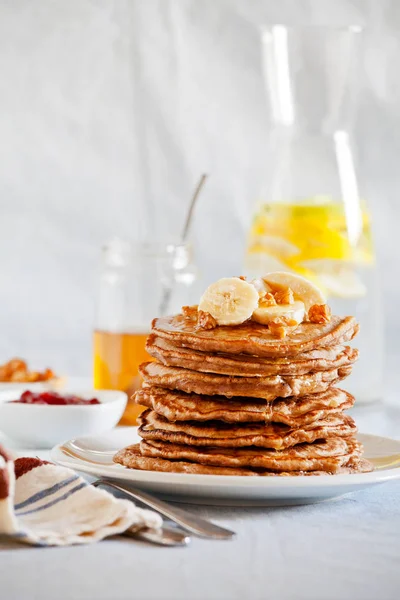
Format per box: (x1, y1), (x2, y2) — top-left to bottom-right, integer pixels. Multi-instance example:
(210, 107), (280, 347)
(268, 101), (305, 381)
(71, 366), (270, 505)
(252, 300), (305, 326)
(251, 277), (272, 296)
(199, 277), (259, 326)
(198, 272), (325, 328)
(261, 271), (326, 311)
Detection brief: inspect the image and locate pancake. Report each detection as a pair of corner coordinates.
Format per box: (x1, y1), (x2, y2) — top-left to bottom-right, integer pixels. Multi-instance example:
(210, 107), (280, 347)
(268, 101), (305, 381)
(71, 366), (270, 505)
(138, 409), (357, 449)
(114, 444), (373, 476)
(134, 387), (355, 426)
(151, 314), (359, 358)
(140, 361), (353, 400)
(146, 335), (358, 377)
(114, 302), (370, 478)
(139, 437), (363, 472)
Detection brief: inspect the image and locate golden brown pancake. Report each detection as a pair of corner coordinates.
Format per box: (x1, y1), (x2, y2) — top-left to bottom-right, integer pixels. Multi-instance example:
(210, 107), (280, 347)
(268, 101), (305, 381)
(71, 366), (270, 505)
(151, 314), (359, 357)
(146, 335), (358, 377)
(140, 361), (353, 400)
(138, 409), (357, 449)
(139, 437), (363, 472)
(114, 444), (373, 476)
(134, 387), (355, 426)
(114, 306), (371, 478)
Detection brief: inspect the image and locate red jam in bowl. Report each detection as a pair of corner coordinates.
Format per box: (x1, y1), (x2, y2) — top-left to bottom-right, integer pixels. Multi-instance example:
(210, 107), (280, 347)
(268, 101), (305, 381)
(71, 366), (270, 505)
(10, 391), (100, 406)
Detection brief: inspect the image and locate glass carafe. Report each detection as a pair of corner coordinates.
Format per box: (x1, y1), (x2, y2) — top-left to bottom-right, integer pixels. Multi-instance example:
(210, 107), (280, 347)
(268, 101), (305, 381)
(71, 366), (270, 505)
(245, 25), (383, 404)
(94, 239), (198, 424)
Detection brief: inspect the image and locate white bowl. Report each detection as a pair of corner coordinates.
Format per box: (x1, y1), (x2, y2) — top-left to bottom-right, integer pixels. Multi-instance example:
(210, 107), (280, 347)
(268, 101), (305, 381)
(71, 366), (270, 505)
(0, 388), (127, 448)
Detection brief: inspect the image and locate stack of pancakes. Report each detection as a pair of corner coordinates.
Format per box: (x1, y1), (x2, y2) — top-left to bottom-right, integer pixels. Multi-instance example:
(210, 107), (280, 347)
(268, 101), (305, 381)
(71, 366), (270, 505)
(114, 312), (373, 476)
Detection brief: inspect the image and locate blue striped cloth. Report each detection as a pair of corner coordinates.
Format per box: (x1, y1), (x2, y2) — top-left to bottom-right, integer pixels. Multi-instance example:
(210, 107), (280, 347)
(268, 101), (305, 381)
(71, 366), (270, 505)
(0, 448), (162, 546)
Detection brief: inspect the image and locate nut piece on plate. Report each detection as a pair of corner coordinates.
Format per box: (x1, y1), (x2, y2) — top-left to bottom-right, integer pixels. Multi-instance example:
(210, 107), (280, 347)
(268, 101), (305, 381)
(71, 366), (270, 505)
(308, 304), (332, 324)
(197, 310), (218, 330)
(0, 358), (56, 383)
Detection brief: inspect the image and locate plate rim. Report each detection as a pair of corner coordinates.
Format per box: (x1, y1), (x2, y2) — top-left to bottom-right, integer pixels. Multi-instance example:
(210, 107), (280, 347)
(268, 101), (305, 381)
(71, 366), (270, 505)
(50, 429), (400, 490)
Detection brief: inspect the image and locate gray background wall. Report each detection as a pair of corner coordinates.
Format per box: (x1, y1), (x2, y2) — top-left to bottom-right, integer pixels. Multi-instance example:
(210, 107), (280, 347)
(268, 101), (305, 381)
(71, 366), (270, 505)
(0, 0), (398, 378)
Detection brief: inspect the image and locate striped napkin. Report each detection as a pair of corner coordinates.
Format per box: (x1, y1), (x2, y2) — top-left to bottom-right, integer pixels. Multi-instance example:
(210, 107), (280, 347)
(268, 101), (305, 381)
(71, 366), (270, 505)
(0, 445), (162, 546)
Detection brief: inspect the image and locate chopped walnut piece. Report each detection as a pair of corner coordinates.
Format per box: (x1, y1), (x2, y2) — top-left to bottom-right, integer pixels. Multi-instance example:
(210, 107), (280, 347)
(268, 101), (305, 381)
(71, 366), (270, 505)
(260, 292), (277, 307)
(274, 287), (294, 305)
(268, 317), (299, 339)
(235, 275), (247, 281)
(308, 303), (331, 324)
(182, 305), (198, 319)
(197, 310), (218, 330)
(268, 320), (287, 339)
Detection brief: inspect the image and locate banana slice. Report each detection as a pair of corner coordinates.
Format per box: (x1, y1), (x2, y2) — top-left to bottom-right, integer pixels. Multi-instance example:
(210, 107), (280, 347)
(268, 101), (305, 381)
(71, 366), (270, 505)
(199, 277), (259, 326)
(251, 278), (272, 296)
(261, 271), (326, 311)
(252, 300), (305, 326)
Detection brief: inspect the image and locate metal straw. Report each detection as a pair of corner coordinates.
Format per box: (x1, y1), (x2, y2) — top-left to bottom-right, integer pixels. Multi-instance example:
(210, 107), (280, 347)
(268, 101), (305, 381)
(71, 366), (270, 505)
(158, 174), (208, 315)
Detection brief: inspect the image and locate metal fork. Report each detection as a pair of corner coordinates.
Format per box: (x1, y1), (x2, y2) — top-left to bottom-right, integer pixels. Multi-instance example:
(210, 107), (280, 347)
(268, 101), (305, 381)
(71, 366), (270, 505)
(92, 479), (190, 547)
(123, 525), (190, 547)
(92, 478), (235, 540)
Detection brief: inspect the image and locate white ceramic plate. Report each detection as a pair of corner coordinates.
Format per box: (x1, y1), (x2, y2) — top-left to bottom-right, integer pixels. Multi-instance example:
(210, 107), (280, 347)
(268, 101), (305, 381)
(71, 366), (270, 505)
(50, 428), (400, 506)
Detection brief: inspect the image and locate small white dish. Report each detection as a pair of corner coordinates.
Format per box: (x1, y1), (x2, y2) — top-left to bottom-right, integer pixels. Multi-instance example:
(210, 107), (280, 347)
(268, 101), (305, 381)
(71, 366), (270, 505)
(51, 428), (400, 506)
(0, 388), (127, 448)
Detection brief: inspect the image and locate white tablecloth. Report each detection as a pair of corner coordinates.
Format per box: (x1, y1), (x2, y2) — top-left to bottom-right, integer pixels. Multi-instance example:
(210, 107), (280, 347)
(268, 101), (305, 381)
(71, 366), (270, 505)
(1, 402), (400, 600)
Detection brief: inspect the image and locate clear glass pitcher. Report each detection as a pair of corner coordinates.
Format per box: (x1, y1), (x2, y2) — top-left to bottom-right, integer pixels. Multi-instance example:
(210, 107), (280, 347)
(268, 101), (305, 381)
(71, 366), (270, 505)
(244, 25), (383, 404)
(93, 239), (198, 424)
